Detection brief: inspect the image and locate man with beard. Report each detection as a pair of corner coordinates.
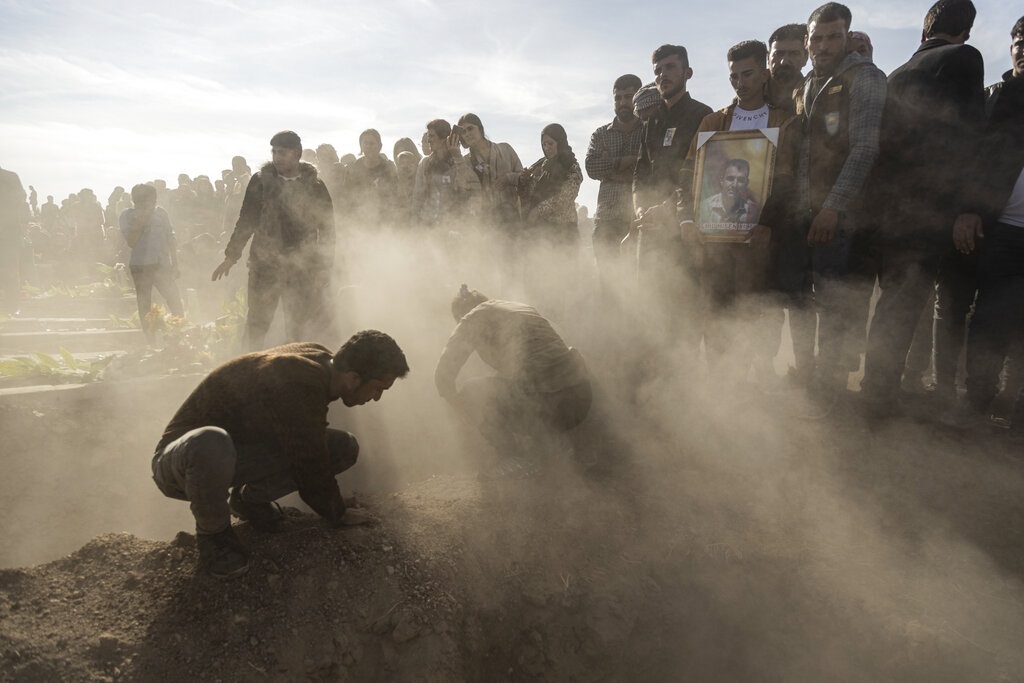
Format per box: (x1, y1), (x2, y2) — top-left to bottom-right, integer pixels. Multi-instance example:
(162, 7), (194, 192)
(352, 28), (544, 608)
(212, 130), (336, 351)
(765, 24), (809, 114)
(795, 3), (886, 409)
(585, 73), (644, 281)
(860, 0), (985, 418)
(632, 44), (712, 349)
(151, 330), (409, 578)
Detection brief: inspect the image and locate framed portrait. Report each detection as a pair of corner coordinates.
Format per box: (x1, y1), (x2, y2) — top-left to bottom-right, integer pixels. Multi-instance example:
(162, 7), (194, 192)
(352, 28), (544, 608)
(692, 128), (779, 243)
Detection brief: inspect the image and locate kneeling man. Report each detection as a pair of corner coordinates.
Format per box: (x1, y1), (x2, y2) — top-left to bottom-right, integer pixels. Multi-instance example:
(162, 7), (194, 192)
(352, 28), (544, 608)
(435, 285), (592, 477)
(152, 330), (409, 578)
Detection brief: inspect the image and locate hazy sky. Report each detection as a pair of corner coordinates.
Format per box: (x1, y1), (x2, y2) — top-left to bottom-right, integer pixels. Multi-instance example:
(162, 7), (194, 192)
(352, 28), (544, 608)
(1, 0), (1019, 212)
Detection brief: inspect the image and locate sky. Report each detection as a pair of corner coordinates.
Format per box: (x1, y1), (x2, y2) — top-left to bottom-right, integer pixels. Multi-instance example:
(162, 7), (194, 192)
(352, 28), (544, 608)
(0, 0), (1020, 213)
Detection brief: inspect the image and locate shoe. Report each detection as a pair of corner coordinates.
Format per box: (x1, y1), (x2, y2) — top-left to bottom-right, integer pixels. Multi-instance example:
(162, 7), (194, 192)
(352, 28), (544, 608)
(229, 487), (283, 533)
(938, 401), (984, 430)
(197, 526), (249, 579)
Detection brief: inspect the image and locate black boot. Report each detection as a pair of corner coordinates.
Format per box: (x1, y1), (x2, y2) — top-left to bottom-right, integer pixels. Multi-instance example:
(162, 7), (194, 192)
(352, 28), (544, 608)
(196, 526), (249, 579)
(229, 486), (284, 533)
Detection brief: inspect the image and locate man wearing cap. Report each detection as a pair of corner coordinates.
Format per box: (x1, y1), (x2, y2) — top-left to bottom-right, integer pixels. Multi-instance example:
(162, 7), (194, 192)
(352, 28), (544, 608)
(435, 285), (592, 478)
(632, 84), (662, 122)
(212, 130), (336, 351)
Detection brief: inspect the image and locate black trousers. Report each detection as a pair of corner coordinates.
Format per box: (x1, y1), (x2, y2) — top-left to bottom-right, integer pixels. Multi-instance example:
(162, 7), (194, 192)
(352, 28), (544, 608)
(966, 222), (1024, 410)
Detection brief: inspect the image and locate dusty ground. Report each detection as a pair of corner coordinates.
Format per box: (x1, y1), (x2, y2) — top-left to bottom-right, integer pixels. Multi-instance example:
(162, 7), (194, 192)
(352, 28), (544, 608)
(2, 370), (1024, 682)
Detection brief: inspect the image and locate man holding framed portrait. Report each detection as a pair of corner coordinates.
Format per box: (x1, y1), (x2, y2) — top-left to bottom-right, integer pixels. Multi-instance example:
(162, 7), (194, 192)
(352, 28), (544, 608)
(676, 39), (800, 387)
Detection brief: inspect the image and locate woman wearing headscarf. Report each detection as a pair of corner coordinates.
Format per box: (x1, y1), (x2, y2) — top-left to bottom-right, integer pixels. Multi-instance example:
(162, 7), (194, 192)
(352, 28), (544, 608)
(516, 124), (584, 318)
(518, 123), (583, 248)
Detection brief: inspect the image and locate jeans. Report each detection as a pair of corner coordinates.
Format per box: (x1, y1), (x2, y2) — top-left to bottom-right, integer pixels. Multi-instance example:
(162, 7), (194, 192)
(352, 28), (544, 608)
(130, 265), (184, 337)
(152, 426), (358, 534)
(810, 213), (859, 380)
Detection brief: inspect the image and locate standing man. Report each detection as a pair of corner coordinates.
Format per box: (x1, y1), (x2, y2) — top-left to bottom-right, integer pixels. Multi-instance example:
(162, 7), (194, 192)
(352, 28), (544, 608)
(152, 330), (409, 578)
(585, 74), (644, 284)
(119, 183), (185, 343)
(860, 0), (985, 416)
(766, 24), (809, 114)
(0, 166), (29, 314)
(796, 3), (886, 405)
(952, 15), (1024, 427)
(632, 44), (712, 347)
(212, 131), (336, 351)
(677, 40), (800, 385)
(344, 128), (399, 230)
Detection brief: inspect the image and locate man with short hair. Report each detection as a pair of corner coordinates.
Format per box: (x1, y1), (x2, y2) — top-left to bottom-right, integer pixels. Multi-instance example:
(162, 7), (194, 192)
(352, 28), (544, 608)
(678, 39), (801, 385)
(985, 15), (1024, 119)
(152, 330), (409, 578)
(585, 73), (644, 280)
(766, 23), (809, 113)
(119, 183), (185, 342)
(952, 15), (1024, 427)
(699, 159), (760, 226)
(413, 119), (481, 228)
(212, 130), (336, 351)
(860, 0), (985, 415)
(345, 128), (399, 229)
(632, 44), (713, 346)
(796, 2), (886, 404)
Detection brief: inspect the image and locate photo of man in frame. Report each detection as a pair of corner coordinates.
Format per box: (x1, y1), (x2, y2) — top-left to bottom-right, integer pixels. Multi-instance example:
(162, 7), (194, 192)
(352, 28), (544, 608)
(699, 157), (762, 229)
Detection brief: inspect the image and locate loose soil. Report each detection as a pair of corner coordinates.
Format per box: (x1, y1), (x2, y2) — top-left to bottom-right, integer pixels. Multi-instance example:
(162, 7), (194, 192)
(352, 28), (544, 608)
(2, 376), (1024, 682)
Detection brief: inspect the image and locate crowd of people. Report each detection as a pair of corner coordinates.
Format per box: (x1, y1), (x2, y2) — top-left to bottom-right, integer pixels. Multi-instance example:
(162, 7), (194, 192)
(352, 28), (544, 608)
(2, 0), (1023, 447)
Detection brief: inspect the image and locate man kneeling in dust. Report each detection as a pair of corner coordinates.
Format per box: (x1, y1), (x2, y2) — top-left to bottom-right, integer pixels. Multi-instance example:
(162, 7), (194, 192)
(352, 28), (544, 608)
(435, 285), (592, 478)
(152, 330), (409, 578)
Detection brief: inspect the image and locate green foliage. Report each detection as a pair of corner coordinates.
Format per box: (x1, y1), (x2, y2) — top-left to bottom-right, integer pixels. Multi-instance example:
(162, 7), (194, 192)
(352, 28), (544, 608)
(108, 311), (140, 329)
(0, 348), (115, 386)
(20, 266), (134, 300)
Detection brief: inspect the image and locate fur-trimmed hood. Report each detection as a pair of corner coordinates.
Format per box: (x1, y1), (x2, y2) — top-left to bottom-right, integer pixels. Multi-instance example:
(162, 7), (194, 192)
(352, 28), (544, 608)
(258, 160), (320, 181)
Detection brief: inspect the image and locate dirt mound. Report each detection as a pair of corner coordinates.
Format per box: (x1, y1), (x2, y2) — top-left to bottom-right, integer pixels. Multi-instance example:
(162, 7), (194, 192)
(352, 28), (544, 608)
(0, 472), (651, 682)
(4, 417), (1024, 682)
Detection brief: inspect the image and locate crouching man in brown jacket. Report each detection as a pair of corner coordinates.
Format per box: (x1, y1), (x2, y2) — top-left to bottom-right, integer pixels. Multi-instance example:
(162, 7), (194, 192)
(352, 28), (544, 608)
(151, 330), (409, 578)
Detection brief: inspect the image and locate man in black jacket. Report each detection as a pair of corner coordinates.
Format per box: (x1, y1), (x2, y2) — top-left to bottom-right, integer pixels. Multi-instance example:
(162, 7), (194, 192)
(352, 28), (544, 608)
(631, 44), (712, 349)
(212, 130), (336, 351)
(951, 15), (1024, 427)
(859, 0), (985, 415)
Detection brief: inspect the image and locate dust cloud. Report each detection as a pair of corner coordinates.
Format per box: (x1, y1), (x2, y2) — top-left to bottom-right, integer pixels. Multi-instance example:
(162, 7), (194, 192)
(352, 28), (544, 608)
(3, 200), (1024, 681)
